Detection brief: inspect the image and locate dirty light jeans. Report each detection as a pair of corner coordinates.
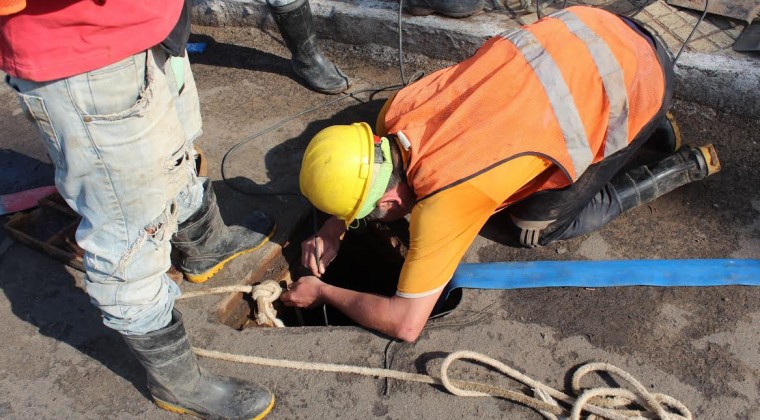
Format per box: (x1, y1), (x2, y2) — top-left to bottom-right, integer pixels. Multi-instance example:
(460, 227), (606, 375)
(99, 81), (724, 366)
(6, 47), (205, 335)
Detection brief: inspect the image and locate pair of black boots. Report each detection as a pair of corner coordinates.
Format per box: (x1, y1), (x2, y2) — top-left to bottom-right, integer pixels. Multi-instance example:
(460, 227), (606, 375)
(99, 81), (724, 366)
(123, 178), (277, 419)
(512, 115), (722, 247)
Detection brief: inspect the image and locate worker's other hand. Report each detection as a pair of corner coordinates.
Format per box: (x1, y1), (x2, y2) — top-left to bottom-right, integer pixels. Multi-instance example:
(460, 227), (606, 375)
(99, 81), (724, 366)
(301, 235), (339, 276)
(301, 217), (345, 276)
(280, 276), (325, 309)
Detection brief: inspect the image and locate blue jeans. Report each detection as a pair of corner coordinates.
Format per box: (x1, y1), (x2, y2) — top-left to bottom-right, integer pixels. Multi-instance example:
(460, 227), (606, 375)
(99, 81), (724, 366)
(7, 47), (205, 335)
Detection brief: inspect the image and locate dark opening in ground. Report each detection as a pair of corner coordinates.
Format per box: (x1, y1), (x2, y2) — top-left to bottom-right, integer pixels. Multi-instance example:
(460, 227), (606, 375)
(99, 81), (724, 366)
(238, 218), (462, 329)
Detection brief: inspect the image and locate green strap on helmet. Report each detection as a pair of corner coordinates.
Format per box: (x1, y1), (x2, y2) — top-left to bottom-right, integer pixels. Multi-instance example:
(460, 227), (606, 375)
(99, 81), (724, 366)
(354, 137), (393, 220)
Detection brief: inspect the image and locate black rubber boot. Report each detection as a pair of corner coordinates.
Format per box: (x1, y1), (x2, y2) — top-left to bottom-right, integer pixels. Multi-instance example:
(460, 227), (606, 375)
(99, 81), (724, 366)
(405, 0), (483, 17)
(172, 178), (276, 283)
(123, 310), (274, 419)
(268, 0), (350, 94)
(611, 144), (720, 212)
(546, 144), (721, 243)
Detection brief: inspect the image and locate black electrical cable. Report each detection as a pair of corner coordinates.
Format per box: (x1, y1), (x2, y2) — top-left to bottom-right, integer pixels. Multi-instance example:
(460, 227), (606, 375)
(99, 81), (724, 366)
(673, 0), (710, 66)
(399, 0), (407, 85)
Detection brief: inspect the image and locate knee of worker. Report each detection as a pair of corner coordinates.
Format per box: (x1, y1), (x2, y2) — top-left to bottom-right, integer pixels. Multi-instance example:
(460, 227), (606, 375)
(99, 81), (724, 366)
(511, 218), (584, 247)
(85, 273), (180, 335)
(509, 216), (554, 248)
(508, 196), (575, 247)
(80, 199), (181, 280)
(509, 211), (584, 247)
(513, 185), (624, 246)
(80, 202), (183, 334)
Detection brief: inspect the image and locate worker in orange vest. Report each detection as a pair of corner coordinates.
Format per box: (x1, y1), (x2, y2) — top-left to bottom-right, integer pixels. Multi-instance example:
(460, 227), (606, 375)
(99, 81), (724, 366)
(285, 6), (721, 342)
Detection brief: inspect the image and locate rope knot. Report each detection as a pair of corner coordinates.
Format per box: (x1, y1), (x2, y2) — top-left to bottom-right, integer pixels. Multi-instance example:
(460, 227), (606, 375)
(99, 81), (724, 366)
(252, 280), (285, 328)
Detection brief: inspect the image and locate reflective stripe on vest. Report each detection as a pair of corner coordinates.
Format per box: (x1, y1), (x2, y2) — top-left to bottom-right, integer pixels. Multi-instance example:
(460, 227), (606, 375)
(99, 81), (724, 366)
(500, 27), (593, 178)
(498, 9), (630, 175)
(554, 10), (629, 157)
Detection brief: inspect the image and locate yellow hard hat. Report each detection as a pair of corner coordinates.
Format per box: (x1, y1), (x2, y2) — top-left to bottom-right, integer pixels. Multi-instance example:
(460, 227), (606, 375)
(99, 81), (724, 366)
(300, 122), (376, 224)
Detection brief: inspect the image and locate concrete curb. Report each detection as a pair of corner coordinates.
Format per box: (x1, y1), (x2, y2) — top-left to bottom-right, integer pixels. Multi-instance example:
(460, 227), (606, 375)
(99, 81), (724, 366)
(191, 0), (760, 118)
(674, 52), (760, 118)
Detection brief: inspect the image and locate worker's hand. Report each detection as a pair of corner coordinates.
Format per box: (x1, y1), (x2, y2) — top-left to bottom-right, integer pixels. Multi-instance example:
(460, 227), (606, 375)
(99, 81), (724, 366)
(301, 235), (339, 276)
(301, 217), (346, 276)
(280, 276), (325, 309)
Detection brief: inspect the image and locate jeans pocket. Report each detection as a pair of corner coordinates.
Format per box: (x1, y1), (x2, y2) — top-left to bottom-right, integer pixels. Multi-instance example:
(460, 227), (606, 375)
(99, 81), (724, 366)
(82, 49), (191, 209)
(83, 52), (148, 117)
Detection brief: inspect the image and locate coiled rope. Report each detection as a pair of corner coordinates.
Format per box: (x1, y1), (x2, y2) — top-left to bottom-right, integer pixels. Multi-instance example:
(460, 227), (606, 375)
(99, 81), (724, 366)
(178, 283), (691, 419)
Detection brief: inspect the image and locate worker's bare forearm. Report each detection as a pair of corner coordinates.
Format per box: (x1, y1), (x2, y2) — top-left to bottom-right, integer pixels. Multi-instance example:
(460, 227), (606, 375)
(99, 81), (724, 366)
(320, 284), (438, 342)
(321, 284), (397, 335)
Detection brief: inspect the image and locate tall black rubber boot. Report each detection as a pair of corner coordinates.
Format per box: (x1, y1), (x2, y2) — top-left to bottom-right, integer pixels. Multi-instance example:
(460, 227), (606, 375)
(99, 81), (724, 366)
(123, 310), (274, 419)
(268, 0), (350, 94)
(172, 178), (276, 283)
(405, 0), (483, 17)
(545, 144), (721, 243)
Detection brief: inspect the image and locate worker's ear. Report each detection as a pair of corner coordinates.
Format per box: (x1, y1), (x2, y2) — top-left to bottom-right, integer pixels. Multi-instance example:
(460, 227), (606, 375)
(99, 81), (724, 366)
(376, 191), (403, 212)
(376, 184), (413, 221)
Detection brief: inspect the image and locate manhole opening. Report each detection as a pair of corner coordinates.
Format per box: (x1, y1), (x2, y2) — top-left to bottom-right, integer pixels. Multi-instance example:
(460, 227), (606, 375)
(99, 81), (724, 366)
(237, 218), (462, 329)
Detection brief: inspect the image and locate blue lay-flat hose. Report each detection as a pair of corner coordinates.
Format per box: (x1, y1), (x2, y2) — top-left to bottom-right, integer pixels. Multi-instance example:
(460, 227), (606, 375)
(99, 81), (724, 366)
(443, 259), (760, 299)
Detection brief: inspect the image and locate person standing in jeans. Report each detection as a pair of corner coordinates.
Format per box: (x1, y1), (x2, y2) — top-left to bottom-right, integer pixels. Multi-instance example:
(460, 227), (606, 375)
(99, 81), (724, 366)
(1, 1), (278, 418)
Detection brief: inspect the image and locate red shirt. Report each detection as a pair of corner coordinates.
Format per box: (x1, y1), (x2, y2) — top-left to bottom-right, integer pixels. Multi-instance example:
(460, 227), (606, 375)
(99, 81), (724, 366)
(0, 0), (184, 82)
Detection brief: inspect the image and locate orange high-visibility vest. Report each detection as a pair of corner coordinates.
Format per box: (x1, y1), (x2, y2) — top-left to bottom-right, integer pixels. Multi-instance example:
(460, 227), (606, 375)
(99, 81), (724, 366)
(384, 6), (666, 202)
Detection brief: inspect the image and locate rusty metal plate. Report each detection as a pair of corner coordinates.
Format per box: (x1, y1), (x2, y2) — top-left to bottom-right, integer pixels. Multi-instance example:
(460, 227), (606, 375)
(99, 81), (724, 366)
(667, 0), (760, 23)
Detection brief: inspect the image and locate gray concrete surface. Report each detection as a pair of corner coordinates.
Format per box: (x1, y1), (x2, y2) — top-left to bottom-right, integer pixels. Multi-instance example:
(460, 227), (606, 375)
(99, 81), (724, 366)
(1, 1), (759, 419)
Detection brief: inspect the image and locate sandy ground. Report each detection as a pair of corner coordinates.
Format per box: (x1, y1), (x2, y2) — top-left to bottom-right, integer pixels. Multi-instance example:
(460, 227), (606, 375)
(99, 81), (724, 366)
(0, 24), (759, 419)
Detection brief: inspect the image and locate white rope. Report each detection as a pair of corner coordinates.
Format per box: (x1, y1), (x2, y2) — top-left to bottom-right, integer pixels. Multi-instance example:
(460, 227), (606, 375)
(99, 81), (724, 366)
(192, 347), (691, 420)
(178, 284), (691, 419)
(176, 281), (285, 328)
